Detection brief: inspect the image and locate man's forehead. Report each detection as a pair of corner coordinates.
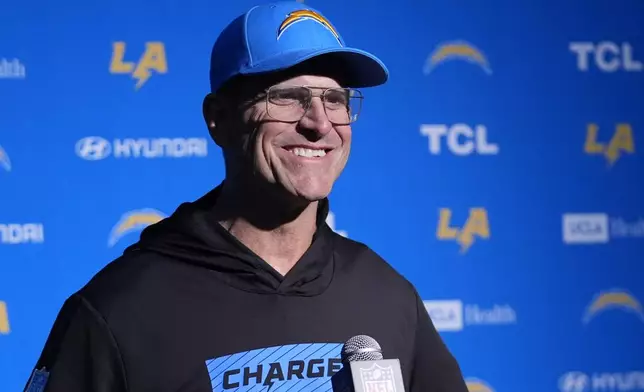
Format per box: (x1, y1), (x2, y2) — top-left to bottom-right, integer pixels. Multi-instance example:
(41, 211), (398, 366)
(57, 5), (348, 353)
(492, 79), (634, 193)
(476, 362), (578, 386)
(272, 74), (342, 88)
(234, 73), (342, 101)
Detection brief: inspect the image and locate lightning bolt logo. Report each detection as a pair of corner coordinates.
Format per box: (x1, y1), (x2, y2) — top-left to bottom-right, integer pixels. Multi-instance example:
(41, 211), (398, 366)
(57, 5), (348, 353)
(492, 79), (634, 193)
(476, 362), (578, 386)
(132, 67), (151, 90)
(466, 378), (495, 392)
(423, 40), (492, 75)
(0, 144), (11, 172)
(108, 208), (166, 247)
(277, 10), (342, 45)
(583, 289), (644, 324)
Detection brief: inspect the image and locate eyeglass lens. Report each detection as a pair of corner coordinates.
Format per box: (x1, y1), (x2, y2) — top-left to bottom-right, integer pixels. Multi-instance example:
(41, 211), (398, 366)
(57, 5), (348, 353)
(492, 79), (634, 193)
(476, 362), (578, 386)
(266, 87), (362, 124)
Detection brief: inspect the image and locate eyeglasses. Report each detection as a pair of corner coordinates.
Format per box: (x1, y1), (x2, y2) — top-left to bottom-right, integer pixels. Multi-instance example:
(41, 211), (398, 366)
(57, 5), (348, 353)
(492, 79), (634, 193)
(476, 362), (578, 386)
(262, 86), (364, 125)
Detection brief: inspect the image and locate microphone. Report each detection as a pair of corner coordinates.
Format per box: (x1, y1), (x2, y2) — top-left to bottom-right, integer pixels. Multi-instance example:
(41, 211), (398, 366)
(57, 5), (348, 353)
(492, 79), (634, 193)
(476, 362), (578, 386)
(332, 335), (406, 391)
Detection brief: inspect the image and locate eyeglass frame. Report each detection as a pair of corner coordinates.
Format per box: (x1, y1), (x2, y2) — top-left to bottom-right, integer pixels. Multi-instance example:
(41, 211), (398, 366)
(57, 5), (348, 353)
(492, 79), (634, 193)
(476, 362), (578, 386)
(238, 85), (364, 125)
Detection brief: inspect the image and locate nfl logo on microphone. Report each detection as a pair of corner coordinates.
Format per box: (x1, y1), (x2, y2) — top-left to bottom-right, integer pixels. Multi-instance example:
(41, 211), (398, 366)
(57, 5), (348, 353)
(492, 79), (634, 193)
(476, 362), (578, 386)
(359, 363), (397, 392)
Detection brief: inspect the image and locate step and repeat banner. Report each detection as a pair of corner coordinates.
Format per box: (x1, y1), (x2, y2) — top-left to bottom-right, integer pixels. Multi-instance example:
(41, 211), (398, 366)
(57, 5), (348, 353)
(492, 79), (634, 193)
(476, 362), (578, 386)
(1, 0), (643, 391)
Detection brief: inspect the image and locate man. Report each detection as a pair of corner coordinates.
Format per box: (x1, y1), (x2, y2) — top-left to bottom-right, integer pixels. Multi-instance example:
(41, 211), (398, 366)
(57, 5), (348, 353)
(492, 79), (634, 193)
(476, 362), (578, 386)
(25, 2), (468, 391)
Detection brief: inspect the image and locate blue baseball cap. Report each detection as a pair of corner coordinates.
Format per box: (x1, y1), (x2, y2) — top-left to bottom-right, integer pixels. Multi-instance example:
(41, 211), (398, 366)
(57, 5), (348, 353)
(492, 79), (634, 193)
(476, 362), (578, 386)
(209, 1), (389, 93)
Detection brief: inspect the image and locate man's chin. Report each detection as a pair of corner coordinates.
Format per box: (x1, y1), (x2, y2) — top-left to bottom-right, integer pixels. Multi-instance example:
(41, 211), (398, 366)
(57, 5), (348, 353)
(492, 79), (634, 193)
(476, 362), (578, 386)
(294, 188), (331, 203)
(263, 173), (337, 203)
(290, 182), (333, 203)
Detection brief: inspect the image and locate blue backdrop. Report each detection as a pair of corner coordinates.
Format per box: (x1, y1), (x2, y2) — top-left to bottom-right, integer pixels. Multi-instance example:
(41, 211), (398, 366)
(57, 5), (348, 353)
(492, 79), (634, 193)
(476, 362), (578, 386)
(1, 0), (643, 391)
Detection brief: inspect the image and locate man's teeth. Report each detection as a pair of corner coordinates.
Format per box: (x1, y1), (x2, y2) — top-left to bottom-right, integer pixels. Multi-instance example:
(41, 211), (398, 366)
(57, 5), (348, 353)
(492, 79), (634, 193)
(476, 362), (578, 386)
(289, 147), (327, 157)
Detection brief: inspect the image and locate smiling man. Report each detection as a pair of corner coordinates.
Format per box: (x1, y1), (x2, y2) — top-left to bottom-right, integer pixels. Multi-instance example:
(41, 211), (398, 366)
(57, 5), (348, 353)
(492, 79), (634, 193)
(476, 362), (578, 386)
(25, 2), (468, 392)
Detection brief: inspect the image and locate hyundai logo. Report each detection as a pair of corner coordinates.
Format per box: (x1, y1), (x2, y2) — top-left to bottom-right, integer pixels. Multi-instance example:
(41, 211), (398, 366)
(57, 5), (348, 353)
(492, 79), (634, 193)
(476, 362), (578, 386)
(75, 137), (111, 161)
(559, 372), (590, 392)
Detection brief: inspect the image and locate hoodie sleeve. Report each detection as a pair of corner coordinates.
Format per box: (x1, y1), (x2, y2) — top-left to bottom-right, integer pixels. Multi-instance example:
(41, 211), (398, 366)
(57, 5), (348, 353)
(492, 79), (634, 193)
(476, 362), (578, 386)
(409, 292), (469, 392)
(24, 294), (128, 392)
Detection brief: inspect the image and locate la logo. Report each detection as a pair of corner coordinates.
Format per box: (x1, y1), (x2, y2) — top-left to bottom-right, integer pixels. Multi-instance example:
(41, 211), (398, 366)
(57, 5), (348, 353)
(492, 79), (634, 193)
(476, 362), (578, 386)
(585, 123), (635, 166)
(109, 42), (168, 90)
(437, 208), (490, 254)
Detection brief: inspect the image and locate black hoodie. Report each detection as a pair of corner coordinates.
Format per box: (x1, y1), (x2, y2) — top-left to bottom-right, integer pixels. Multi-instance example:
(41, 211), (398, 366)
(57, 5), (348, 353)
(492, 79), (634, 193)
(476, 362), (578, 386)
(25, 185), (469, 392)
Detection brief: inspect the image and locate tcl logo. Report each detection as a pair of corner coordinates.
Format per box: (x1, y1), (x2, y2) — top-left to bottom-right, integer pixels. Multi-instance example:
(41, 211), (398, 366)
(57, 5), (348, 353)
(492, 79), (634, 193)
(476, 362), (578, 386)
(420, 124), (499, 156)
(570, 42), (643, 72)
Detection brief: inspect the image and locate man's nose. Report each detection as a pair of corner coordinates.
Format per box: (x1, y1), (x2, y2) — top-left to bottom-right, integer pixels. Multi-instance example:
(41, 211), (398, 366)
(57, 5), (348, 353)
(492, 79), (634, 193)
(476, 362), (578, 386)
(299, 98), (333, 136)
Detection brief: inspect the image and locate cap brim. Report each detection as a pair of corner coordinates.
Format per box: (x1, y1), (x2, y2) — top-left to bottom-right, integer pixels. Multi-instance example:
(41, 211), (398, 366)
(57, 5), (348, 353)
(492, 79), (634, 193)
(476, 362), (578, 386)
(239, 47), (389, 88)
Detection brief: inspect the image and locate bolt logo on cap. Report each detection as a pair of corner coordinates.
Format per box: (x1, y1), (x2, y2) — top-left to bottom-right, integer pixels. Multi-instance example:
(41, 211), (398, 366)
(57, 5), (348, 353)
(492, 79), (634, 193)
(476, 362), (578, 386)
(277, 10), (342, 45)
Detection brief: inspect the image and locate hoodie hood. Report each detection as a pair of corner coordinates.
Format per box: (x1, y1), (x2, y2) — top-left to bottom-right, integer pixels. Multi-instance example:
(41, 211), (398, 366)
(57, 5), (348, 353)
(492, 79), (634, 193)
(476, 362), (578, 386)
(124, 183), (336, 296)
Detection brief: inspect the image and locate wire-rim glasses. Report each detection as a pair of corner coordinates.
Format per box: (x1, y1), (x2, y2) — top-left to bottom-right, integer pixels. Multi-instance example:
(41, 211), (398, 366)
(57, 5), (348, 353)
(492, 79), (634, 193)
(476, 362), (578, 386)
(263, 85), (364, 125)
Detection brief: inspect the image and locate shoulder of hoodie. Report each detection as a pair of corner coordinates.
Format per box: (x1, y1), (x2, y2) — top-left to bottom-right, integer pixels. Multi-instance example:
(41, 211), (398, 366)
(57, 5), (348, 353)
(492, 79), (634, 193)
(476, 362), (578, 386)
(66, 248), (179, 323)
(330, 232), (421, 299)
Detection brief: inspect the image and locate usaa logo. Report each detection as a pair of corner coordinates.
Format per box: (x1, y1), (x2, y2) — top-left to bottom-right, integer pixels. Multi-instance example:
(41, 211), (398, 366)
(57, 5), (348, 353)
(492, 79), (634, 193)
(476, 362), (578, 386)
(583, 289), (644, 324)
(465, 378), (495, 392)
(108, 208), (166, 247)
(423, 41), (492, 75)
(585, 123), (635, 167)
(0, 144), (11, 172)
(0, 301), (10, 335)
(109, 42), (168, 90)
(437, 208), (490, 254)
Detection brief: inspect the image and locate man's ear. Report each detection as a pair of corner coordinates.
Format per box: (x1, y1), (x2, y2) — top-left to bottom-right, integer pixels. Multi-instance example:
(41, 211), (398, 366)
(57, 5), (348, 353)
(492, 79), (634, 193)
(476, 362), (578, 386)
(203, 93), (229, 148)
